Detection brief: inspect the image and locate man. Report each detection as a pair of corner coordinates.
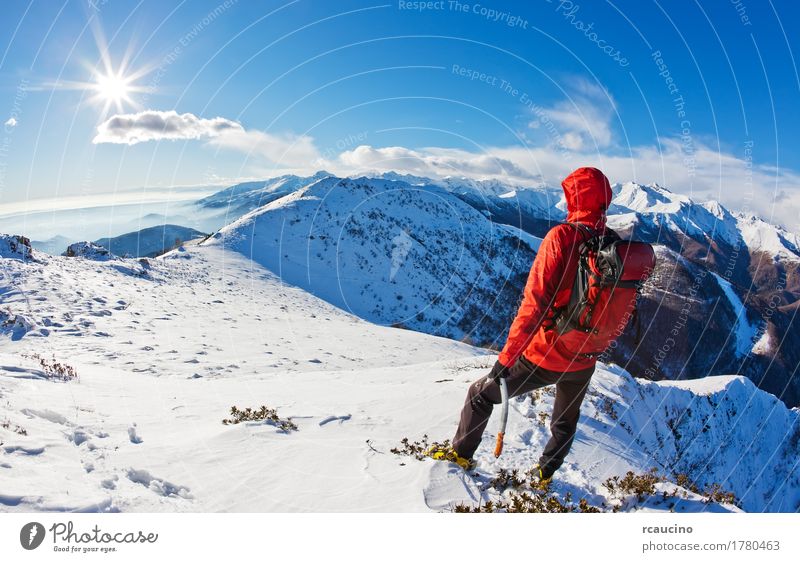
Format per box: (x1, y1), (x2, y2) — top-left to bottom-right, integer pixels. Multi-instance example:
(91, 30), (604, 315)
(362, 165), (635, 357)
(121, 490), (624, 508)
(429, 167), (614, 484)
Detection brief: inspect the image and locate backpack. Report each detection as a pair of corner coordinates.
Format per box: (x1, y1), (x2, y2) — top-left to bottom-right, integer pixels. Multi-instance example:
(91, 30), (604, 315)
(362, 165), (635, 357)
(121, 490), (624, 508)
(546, 222), (656, 360)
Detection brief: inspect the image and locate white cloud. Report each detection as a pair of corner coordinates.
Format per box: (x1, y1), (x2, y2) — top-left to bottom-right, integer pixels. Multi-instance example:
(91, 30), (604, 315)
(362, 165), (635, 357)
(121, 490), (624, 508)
(4, 117), (17, 129)
(93, 110), (243, 145)
(94, 109), (320, 168)
(528, 79), (616, 152)
(207, 128), (320, 168)
(334, 145), (537, 181)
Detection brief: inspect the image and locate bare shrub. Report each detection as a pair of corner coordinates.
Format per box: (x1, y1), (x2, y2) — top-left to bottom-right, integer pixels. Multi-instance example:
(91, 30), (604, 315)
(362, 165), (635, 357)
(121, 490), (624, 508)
(222, 406), (298, 432)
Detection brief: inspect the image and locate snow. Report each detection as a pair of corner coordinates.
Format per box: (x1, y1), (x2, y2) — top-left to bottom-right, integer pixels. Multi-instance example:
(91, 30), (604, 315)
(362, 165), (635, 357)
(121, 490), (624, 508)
(1, 238), (798, 512)
(153, 172), (800, 269)
(736, 212), (800, 261)
(64, 241), (116, 260)
(606, 182), (800, 257)
(712, 273), (759, 357)
(0, 243), (484, 511)
(751, 327), (772, 355)
(206, 176), (539, 346)
(610, 182), (687, 214)
(0, 234), (36, 261)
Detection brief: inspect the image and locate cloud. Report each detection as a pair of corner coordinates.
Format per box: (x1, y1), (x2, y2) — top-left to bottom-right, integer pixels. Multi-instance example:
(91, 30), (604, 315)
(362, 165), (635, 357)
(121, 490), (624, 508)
(4, 117), (17, 129)
(207, 128), (320, 168)
(527, 79), (616, 152)
(94, 109), (320, 167)
(93, 110), (243, 145)
(334, 145), (537, 181)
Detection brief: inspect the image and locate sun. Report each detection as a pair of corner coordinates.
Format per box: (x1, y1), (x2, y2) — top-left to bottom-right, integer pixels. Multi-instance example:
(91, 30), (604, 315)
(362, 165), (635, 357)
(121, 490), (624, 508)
(92, 71), (135, 113)
(95, 72), (131, 105)
(46, 22), (155, 120)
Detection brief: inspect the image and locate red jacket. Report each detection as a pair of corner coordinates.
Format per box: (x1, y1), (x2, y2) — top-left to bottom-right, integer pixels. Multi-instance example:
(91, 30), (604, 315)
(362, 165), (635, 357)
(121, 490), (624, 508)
(497, 167), (614, 372)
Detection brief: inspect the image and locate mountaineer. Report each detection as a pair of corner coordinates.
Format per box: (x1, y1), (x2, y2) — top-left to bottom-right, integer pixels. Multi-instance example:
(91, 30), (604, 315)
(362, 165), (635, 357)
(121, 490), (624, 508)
(428, 167), (655, 485)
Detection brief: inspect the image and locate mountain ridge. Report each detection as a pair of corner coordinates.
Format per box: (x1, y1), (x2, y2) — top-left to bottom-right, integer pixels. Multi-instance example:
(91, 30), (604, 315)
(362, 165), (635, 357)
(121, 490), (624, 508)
(193, 172), (800, 406)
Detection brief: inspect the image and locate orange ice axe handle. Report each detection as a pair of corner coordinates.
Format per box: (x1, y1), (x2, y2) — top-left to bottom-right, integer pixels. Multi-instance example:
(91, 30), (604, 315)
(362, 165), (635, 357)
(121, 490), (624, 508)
(494, 377), (509, 458)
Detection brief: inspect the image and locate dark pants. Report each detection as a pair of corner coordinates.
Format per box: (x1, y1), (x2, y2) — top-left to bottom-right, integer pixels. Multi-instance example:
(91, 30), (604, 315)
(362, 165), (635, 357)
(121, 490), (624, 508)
(452, 355), (595, 473)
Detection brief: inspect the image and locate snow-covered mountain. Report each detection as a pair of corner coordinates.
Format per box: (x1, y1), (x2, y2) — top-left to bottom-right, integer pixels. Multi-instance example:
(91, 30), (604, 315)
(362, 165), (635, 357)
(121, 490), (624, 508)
(607, 181), (800, 311)
(609, 181), (800, 264)
(1, 234), (797, 512)
(192, 172), (800, 406)
(195, 171), (333, 229)
(208, 175), (540, 347)
(199, 173), (800, 266)
(94, 224), (207, 258)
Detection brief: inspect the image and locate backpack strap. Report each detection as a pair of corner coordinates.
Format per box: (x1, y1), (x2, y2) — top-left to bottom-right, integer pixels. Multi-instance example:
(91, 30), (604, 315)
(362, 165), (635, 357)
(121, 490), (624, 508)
(541, 222), (596, 332)
(562, 221), (596, 240)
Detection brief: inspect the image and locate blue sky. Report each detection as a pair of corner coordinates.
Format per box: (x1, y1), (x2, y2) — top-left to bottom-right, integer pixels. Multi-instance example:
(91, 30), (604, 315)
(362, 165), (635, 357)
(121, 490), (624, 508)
(1, 0), (799, 227)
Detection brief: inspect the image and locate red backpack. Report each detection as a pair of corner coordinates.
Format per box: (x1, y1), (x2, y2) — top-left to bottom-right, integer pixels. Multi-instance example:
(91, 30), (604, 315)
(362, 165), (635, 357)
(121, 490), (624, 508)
(547, 222), (656, 360)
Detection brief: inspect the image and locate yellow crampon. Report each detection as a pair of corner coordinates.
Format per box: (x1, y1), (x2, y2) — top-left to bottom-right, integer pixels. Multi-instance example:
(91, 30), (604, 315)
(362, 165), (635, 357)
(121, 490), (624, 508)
(533, 464), (553, 489)
(426, 444), (476, 471)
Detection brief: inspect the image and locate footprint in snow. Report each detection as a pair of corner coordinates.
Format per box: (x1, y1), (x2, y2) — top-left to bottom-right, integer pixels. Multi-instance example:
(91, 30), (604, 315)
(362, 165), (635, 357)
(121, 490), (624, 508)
(2, 445), (45, 456)
(319, 414), (352, 426)
(101, 475), (118, 490)
(126, 468), (191, 499)
(519, 428), (535, 445)
(127, 424), (143, 444)
(67, 429), (90, 446)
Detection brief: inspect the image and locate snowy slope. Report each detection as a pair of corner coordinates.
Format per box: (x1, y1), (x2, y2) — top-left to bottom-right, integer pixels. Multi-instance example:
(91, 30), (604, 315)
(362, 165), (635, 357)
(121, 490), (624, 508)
(1, 237), (798, 512)
(711, 273), (759, 357)
(207, 176), (539, 346)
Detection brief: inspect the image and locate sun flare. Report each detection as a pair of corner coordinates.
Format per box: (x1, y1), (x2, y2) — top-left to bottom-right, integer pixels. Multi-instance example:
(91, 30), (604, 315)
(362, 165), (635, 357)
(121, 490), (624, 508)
(92, 71), (134, 112)
(95, 73), (130, 103)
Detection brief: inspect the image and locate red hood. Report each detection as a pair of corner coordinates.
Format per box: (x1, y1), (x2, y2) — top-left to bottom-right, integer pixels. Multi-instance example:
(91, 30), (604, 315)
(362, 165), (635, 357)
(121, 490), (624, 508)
(561, 167), (612, 228)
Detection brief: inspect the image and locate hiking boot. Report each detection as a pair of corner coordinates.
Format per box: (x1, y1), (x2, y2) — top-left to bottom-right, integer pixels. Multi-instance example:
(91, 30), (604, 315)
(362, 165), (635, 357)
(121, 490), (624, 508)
(533, 464), (555, 488)
(426, 443), (476, 471)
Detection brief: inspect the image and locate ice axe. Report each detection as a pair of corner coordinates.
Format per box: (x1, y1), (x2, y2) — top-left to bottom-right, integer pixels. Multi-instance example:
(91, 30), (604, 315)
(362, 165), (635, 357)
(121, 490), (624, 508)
(494, 377), (509, 457)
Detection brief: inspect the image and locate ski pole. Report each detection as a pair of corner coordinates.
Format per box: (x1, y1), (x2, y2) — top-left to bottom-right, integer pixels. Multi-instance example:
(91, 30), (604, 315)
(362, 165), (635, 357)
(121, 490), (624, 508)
(494, 377), (509, 457)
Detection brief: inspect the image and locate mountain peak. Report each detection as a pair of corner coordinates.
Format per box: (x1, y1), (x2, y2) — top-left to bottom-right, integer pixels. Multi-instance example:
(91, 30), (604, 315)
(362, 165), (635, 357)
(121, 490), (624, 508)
(702, 199), (731, 220)
(645, 181), (672, 193)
